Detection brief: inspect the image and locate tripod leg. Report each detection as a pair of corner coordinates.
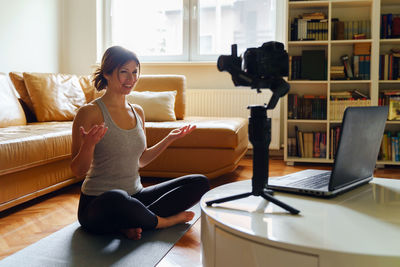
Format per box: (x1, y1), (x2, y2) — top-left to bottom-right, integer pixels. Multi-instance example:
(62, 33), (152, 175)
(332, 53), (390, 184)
(206, 192), (253, 206)
(261, 189), (300, 215)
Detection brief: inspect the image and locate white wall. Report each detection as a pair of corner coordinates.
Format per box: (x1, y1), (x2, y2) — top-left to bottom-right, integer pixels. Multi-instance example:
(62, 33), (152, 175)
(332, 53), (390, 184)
(0, 0), (62, 73)
(61, 0), (97, 75)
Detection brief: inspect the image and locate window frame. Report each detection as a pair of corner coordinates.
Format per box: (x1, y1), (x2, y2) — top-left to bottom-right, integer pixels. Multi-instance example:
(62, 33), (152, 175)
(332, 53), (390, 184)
(99, 0), (283, 63)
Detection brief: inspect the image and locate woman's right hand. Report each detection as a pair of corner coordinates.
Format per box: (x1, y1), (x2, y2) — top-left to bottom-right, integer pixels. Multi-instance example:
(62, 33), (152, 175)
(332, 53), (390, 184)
(80, 123), (108, 148)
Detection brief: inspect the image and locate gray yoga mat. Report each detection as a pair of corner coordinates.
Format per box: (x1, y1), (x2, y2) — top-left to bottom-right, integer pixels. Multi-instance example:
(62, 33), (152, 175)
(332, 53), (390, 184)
(0, 204), (200, 267)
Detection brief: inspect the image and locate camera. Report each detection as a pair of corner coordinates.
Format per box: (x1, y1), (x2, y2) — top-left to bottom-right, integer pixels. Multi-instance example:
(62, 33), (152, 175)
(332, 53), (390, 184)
(207, 41), (300, 214)
(217, 41), (290, 109)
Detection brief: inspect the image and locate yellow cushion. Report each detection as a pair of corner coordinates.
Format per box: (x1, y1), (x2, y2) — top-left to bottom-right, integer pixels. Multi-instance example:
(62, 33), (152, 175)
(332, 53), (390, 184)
(134, 75), (185, 119)
(127, 91), (177, 121)
(0, 73), (26, 127)
(9, 72), (35, 115)
(145, 116), (248, 149)
(79, 75), (105, 103)
(23, 73), (86, 122)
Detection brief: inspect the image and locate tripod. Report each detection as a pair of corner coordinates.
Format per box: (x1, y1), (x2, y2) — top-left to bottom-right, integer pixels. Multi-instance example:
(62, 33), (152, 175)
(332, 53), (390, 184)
(206, 105), (300, 215)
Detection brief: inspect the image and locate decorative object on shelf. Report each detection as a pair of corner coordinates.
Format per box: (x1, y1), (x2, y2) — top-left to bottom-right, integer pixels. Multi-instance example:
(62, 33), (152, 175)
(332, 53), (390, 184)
(388, 97), (400, 121)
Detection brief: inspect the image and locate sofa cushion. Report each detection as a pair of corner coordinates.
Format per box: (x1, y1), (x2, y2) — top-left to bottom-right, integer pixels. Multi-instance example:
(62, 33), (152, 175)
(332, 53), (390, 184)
(127, 91), (177, 122)
(134, 75), (185, 120)
(79, 75), (105, 103)
(145, 116), (248, 149)
(9, 72), (36, 119)
(23, 73), (86, 122)
(0, 122), (72, 175)
(0, 73), (27, 127)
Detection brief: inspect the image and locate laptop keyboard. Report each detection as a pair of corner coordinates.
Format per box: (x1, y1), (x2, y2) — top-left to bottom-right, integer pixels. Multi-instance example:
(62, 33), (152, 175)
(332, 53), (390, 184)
(287, 172), (330, 189)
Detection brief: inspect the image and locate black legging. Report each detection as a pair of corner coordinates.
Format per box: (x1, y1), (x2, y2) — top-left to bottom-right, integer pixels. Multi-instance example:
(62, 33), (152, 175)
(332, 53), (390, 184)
(77, 174), (210, 234)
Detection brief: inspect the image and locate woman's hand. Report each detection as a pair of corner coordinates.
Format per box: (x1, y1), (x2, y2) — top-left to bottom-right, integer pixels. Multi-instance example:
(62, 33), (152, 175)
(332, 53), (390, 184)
(168, 125), (196, 141)
(80, 123), (108, 148)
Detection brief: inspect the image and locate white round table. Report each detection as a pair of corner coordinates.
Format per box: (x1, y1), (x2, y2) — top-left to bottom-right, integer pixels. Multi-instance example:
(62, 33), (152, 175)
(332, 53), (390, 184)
(201, 178), (400, 267)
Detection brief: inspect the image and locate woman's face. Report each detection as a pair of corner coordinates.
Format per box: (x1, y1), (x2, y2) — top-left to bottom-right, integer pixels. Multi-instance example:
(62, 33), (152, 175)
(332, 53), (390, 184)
(107, 60), (139, 95)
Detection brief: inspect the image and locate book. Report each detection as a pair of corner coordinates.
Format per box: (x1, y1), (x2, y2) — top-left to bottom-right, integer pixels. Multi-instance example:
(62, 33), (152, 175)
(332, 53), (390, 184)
(298, 130), (304, 158)
(320, 132), (327, 158)
(337, 21), (345, 40)
(388, 97), (400, 120)
(301, 50), (326, 80)
(353, 33), (366, 39)
(354, 43), (371, 56)
(341, 55), (353, 79)
(295, 126), (301, 157)
(313, 132), (321, 158)
(303, 132), (314, 158)
(352, 89), (369, 99)
(287, 137), (297, 157)
(353, 55), (360, 78)
(393, 16), (400, 38)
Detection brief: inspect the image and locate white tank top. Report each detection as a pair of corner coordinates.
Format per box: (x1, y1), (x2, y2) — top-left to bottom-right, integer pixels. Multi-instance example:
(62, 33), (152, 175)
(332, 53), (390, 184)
(81, 98), (146, 196)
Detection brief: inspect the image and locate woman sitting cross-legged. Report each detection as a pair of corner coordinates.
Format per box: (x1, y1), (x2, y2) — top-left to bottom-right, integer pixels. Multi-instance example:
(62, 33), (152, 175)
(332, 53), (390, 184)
(71, 46), (210, 240)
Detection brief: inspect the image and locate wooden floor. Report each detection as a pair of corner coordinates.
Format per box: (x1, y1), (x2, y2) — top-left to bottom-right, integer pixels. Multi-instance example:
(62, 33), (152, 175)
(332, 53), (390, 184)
(1, 156), (399, 266)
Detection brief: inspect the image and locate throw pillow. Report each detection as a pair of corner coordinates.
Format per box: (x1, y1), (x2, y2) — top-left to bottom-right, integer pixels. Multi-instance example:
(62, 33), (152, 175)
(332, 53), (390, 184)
(23, 73), (86, 122)
(0, 73), (27, 127)
(9, 72), (36, 121)
(79, 75), (105, 103)
(127, 90), (177, 122)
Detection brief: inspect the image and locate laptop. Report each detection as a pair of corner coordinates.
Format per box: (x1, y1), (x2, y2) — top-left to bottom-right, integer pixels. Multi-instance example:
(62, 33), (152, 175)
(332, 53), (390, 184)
(268, 106), (389, 198)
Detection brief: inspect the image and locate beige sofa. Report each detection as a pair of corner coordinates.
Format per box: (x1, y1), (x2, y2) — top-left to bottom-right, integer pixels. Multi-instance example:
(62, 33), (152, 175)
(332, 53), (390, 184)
(0, 72), (248, 212)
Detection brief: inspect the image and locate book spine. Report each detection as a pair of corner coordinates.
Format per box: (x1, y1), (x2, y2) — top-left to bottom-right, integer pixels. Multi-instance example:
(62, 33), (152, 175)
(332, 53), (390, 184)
(314, 132), (321, 158)
(353, 55), (359, 79)
(320, 132), (327, 158)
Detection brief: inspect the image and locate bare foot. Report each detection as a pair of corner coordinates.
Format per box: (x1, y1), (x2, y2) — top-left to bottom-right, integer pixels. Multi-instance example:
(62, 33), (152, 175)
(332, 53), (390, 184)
(156, 211), (195, 229)
(121, 228), (142, 240)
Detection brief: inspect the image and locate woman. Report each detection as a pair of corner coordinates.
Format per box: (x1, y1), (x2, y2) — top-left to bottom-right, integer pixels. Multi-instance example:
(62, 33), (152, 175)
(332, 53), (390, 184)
(71, 46), (209, 240)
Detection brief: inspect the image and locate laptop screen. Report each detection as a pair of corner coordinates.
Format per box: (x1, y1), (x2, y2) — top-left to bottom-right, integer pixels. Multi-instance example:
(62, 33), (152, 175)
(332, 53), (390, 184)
(329, 106), (388, 191)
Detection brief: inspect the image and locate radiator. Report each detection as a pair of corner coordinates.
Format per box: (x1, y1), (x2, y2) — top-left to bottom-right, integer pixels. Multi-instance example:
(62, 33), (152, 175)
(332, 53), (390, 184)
(185, 89), (281, 150)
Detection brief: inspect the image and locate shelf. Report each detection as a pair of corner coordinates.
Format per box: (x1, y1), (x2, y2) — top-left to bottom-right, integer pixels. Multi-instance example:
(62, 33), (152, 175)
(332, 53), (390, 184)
(377, 160), (400, 165)
(330, 0), (372, 8)
(379, 80), (400, 83)
(288, 41), (329, 46)
(381, 0), (400, 5)
(330, 120), (343, 123)
(288, 1), (329, 8)
(330, 39), (372, 45)
(286, 157), (333, 163)
(330, 80), (371, 83)
(287, 119), (327, 123)
(387, 120), (400, 125)
(380, 38), (400, 44)
(289, 80), (328, 84)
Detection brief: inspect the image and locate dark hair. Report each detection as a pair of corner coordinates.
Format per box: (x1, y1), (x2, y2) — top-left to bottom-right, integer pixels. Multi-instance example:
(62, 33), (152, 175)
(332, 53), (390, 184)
(93, 46), (140, 91)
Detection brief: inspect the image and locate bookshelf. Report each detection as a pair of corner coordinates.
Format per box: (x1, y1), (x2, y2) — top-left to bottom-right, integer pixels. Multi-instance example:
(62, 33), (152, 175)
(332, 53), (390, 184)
(284, 0), (400, 166)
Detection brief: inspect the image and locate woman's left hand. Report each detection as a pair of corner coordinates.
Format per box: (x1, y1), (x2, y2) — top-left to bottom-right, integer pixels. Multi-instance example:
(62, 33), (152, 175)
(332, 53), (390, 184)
(169, 125), (196, 141)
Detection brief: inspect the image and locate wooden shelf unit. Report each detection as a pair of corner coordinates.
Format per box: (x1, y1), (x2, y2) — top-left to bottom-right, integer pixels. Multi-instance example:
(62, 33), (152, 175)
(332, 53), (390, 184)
(284, 0), (400, 166)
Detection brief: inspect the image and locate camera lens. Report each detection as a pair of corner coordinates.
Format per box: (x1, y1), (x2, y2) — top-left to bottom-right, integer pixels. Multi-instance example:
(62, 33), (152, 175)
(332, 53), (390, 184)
(217, 55), (230, 71)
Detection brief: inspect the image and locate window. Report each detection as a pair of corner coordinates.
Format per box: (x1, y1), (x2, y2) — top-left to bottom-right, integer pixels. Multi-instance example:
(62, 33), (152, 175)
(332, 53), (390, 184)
(103, 0), (279, 62)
